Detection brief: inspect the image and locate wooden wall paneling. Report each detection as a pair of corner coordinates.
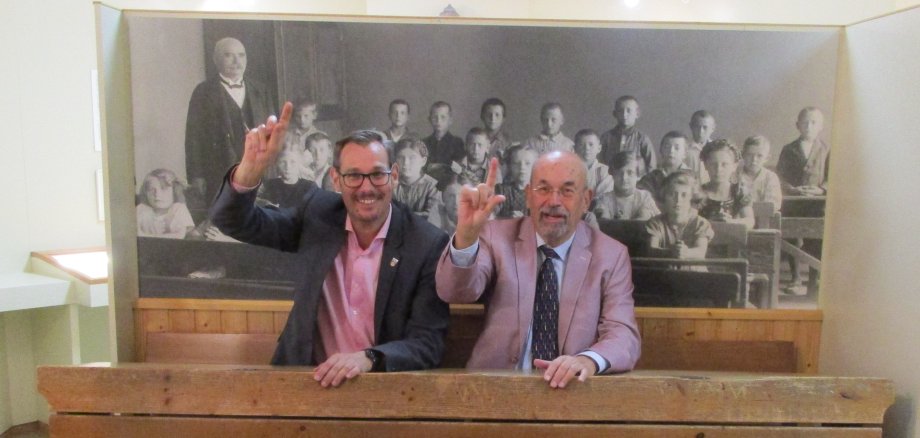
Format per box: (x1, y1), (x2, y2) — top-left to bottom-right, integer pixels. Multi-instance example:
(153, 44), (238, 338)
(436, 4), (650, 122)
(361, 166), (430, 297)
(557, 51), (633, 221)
(640, 317), (669, 339)
(273, 312), (289, 333)
(771, 318), (797, 341)
(220, 311), (248, 333)
(688, 318), (718, 339)
(135, 308), (168, 361)
(248, 311), (275, 334)
(133, 299), (823, 374)
(715, 319), (743, 341)
(665, 318), (697, 340)
(194, 310), (221, 333)
(168, 310), (195, 333)
(636, 339), (796, 372)
(743, 320), (772, 339)
(143, 309), (169, 332)
(796, 320), (822, 374)
(133, 309), (145, 362)
(146, 333), (278, 365)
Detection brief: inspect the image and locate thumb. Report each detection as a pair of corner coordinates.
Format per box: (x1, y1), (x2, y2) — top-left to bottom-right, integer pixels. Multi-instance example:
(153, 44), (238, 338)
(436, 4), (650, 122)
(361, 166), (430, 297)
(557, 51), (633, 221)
(533, 358), (551, 370)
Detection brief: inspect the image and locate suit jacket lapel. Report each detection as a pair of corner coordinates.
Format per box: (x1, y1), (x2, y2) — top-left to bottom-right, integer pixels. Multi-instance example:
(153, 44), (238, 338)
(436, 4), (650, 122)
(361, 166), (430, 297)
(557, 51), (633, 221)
(515, 219), (538, 351)
(374, 204), (403, 341)
(558, 223), (591, 352)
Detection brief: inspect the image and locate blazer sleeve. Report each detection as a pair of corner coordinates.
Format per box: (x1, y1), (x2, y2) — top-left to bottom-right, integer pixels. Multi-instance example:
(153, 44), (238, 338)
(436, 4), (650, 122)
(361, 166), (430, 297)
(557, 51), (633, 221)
(374, 231), (451, 371)
(435, 225), (497, 304)
(592, 245), (642, 373)
(208, 167), (314, 253)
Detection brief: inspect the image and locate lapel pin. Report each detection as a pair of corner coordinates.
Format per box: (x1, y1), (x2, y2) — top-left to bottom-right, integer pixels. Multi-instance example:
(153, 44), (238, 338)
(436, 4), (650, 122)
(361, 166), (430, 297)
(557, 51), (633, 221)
(390, 258), (399, 267)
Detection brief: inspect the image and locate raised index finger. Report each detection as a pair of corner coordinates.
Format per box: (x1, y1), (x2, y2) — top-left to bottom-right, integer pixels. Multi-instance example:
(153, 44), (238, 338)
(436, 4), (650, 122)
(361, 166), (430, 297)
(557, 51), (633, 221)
(278, 101), (293, 125)
(269, 102), (293, 136)
(484, 157), (500, 188)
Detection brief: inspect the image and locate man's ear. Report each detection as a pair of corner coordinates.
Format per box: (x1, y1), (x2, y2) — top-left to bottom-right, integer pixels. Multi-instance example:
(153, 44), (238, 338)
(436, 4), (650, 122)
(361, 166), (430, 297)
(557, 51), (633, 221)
(583, 188), (594, 213)
(524, 183), (533, 212)
(331, 167), (343, 192)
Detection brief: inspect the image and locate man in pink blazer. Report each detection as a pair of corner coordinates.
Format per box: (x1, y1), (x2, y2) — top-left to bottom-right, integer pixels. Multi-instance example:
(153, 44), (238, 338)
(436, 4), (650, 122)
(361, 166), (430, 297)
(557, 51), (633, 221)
(436, 152), (640, 389)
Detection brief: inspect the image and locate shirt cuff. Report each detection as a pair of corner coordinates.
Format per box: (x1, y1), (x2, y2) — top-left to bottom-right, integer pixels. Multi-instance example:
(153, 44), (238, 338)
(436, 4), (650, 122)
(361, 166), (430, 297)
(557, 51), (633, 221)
(229, 167), (260, 193)
(577, 351), (609, 375)
(448, 235), (479, 267)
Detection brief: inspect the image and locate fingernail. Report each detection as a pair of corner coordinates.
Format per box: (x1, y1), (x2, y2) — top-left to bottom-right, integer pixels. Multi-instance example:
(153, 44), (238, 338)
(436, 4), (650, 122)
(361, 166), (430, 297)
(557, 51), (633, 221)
(269, 115), (277, 123)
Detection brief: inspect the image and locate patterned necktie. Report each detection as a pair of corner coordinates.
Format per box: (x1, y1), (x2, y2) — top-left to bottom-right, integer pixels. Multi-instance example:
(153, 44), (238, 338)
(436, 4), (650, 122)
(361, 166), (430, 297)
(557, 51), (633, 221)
(532, 245), (560, 361)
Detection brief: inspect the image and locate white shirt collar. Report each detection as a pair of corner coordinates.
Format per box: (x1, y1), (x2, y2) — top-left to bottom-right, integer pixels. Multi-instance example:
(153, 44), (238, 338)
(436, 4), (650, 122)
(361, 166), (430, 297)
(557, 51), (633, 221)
(218, 73), (245, 87)
(535, 229), (576, 262)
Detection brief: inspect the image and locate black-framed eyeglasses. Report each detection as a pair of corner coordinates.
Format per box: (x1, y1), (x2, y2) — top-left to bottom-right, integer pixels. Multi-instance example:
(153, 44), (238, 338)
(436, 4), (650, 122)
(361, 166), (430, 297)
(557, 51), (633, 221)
(339, 170), (393, 188)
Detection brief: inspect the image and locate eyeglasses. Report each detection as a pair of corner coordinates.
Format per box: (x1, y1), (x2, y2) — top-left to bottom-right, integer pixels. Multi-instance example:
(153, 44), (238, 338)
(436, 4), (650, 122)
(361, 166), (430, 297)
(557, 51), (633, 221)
(338, 170), (393, 188)
(531, 185), (581, 199)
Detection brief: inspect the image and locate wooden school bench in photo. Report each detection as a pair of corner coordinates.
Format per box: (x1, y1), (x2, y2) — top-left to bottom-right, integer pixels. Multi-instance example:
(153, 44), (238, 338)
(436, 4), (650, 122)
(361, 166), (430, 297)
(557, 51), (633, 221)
(600, 219), (778, 308)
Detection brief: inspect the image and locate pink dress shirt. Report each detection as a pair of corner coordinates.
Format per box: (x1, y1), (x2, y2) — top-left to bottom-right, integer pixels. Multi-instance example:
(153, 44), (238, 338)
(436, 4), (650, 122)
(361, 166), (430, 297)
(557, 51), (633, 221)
(231, 171), (392, 362)
(314, 208), (392, 361)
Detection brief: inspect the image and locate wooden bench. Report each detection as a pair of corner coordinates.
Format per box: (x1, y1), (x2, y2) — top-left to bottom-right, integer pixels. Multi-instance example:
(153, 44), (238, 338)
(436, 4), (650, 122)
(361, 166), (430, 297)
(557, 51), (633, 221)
(143, 306), (798, 373)
(38, 363), (894, 437)
(135, 298), (825, 373)
(145, 331), (798, 373)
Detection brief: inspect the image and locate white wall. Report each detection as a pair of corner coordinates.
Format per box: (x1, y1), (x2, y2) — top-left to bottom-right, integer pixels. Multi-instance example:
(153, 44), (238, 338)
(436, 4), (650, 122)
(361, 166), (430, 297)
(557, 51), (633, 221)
(0, 0), (105, 262)
(821, 6), (920, 437)
(0, 0), (106, 428)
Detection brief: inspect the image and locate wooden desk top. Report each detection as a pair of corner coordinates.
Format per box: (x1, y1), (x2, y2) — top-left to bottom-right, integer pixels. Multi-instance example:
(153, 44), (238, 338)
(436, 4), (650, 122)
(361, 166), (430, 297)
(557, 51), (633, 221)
(39, 362), (892, 425)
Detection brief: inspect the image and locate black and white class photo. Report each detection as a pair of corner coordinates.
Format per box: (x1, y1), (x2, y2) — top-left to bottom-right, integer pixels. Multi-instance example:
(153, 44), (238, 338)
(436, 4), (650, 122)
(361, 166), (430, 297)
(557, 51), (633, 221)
(127, 15), (837, 308)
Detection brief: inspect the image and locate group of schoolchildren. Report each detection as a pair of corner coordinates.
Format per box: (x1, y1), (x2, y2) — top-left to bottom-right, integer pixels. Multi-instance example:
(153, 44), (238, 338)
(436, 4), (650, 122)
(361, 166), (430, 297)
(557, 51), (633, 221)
(137, 95), (829, 289)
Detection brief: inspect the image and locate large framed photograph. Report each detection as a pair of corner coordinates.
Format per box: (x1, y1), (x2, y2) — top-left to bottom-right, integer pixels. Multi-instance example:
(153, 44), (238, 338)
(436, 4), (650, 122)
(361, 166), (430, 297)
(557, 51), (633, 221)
(127, 13), (837, 309)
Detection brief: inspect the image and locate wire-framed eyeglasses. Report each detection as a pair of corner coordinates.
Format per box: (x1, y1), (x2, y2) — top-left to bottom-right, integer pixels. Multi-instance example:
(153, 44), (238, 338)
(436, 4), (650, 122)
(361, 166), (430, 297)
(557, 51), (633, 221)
(531, 184), (581, 199)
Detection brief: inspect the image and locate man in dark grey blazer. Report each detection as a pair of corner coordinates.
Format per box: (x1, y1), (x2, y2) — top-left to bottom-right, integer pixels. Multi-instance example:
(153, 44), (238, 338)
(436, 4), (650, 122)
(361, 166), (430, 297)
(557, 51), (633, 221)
(185, 37), (275, 202)
(210, 103), (449, 387)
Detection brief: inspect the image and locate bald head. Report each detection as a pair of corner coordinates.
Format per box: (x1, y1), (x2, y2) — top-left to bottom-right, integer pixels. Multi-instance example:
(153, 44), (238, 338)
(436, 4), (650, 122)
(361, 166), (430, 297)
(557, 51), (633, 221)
(526, 151), (592, 247)
(213, 37), (247, 81)
(530, 151), (588, 188)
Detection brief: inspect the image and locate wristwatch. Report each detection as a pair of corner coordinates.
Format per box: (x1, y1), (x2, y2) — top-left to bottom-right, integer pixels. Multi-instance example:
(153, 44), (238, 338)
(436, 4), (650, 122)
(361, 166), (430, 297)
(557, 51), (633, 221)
(364, 348), (384, 372)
